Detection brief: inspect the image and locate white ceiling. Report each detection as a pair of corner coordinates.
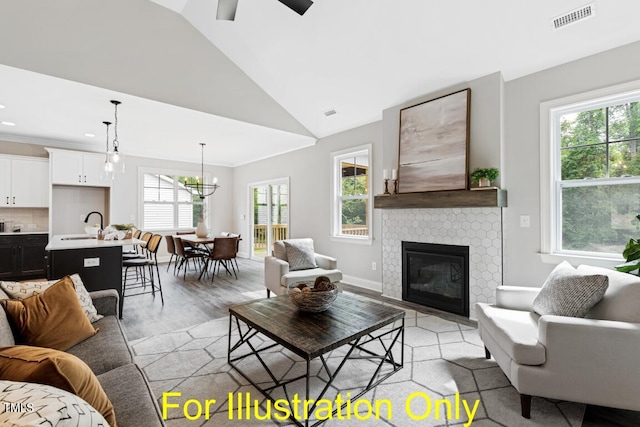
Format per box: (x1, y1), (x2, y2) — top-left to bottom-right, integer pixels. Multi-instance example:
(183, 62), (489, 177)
(1, 0), (640, 167)
(0, 63), (315, 167)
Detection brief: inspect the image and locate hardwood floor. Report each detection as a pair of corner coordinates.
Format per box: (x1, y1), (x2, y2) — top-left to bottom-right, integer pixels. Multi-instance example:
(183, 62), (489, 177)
(121, 257), (266, 340)
(120, 257), (639, 427)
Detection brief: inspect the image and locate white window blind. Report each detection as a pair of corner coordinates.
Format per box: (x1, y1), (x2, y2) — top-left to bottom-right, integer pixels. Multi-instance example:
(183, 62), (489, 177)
(142, 172), (205, 230)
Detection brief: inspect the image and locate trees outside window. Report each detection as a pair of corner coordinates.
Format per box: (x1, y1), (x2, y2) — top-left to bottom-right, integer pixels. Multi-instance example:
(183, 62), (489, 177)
(553, 97), (640, 256)
(332, 146), (372, 242)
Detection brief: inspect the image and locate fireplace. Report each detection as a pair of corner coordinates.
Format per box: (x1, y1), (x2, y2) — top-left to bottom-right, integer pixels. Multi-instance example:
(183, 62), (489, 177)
(402, 241), (469, 317)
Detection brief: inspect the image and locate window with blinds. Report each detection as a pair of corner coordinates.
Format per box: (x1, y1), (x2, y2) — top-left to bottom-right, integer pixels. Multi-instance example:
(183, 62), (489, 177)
(142, 173), (205, 230)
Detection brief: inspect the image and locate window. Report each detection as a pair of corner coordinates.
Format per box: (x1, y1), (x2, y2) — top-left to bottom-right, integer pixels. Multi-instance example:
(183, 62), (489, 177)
(141, 171), (206, 230)
(543, 85), (640, 258)
(331, 145), (372, 242)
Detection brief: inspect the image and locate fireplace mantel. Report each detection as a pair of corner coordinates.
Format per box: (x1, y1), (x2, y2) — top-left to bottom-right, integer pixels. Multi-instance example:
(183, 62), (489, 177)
(374, 188), (507, 209)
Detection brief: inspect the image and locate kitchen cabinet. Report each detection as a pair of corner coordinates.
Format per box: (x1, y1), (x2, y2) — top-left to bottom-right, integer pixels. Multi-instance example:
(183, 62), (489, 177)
(49, 149), (112, 187)
(0, 234), (48, 280)
(0, 156), (49, 207)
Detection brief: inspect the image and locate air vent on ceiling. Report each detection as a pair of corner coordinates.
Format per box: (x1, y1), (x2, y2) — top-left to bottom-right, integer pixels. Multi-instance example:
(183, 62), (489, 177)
(323, 109), (337, 117)
(552, 3), (594, 30)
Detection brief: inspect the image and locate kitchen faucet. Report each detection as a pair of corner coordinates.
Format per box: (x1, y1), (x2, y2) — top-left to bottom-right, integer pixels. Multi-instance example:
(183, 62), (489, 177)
(84, 211), (104, 230)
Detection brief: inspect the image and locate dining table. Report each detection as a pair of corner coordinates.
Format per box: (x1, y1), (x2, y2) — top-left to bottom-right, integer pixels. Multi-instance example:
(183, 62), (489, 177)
(172, 234), (241, 280)
(175, 233), (216, 246)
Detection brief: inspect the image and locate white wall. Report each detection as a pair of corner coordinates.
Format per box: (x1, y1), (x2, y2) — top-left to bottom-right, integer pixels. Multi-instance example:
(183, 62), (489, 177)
(382, 72), (504, 187)
(232, 72), (505, 290)
(233, 122), (384, 288)
(503, 40), (640, 286)
(109, 154), (234, 259)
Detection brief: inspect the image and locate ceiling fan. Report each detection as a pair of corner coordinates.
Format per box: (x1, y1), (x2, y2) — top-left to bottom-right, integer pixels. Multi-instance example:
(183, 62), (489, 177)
(216, 0), (313, 21)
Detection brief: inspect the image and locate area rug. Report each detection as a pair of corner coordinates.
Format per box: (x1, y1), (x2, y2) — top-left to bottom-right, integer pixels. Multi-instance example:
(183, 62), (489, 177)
(130, 293), (584, 427)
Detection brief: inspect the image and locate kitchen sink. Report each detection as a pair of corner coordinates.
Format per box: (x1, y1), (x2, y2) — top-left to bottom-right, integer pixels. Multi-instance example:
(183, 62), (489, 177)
(60, 236), (97, 240)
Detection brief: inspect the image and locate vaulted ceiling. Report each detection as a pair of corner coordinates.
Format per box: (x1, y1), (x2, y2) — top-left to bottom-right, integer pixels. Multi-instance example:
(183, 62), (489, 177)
(0, 0), (639, 166)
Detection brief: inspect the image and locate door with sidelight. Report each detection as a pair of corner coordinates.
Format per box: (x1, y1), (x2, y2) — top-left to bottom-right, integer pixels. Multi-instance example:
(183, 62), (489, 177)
(250, 179), (289, 259)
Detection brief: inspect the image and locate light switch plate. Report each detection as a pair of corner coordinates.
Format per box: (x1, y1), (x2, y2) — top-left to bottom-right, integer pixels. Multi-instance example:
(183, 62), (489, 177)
(520, 215), (531, 228)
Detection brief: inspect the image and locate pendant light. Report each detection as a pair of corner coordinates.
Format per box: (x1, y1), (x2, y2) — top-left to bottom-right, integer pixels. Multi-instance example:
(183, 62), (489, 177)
(102, 121), (114, 179)
(110, 100), (125, 173)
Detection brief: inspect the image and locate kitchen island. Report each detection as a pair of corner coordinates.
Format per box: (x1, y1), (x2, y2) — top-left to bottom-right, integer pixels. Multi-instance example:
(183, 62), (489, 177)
(46, 234), (144, 318)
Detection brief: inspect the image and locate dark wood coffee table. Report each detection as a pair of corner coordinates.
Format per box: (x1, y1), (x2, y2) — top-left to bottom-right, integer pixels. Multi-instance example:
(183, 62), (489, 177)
(228, 294), (404, 427)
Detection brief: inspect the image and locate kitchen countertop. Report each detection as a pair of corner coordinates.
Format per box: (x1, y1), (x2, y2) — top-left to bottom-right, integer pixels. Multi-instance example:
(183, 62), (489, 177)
(46, 234), (145, 251)
(0, 231), (49, 236)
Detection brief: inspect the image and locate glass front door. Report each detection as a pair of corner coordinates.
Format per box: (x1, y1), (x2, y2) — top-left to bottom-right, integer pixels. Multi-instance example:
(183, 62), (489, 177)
(250, 179), (289, 259)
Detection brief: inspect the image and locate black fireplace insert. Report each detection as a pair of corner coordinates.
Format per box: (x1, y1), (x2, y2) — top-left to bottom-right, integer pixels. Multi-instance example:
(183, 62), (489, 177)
(402, 241), (469, 317)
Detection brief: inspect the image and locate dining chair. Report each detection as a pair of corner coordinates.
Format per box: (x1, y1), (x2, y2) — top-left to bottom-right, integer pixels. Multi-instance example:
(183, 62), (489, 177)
(174, 237), (207, 279)
(176, 230), (197, 250)
(221, 232), (241, 272)
(205, 236), (238, 281)
(165, 235), (177, 272)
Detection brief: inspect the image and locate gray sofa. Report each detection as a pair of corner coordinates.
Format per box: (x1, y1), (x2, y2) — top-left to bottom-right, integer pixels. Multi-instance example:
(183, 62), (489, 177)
(0, 287), (165, 427)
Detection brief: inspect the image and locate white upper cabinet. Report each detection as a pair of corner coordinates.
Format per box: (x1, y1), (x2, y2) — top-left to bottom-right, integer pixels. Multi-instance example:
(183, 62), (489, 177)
(0, 158), (11, 207)
(0, 156), (49, 208)
(49, 149), (112, 187)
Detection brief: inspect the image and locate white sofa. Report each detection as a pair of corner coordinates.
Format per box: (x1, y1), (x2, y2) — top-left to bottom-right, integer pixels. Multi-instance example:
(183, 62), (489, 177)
(264, 238), (342, 297)
(476, 264), (640, 418)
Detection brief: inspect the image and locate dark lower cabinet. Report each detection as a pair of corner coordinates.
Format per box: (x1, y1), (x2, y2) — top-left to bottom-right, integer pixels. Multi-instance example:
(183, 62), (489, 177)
(47, 246), (124, 317)
(0, 234), (48, 280)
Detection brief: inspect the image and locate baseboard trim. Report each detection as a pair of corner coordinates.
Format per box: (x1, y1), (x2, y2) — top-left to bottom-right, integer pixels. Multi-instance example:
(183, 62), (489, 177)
(341, 275), (382, 293)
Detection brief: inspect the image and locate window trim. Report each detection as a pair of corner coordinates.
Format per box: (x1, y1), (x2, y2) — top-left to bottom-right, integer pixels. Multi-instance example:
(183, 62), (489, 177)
(539, 79), (640, 263)
(330, 144), (373, 245)
(138, 166), (211, 232)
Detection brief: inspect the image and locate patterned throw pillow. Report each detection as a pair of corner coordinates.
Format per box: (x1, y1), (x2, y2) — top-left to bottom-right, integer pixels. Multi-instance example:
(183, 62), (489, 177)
(0, 274), (102, 323)
(532, 261), (609, 318)
(0, 380), (110, 427)
(284, 240), (318, 271)
(0, 346), (115, 426)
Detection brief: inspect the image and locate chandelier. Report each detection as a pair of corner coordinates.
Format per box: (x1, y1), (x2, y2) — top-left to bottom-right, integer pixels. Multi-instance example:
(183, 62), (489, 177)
(184, 143), (220, 200)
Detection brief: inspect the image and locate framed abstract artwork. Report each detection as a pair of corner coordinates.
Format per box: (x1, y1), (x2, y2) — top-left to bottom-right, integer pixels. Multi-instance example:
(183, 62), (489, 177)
(398, 89), (470, 193)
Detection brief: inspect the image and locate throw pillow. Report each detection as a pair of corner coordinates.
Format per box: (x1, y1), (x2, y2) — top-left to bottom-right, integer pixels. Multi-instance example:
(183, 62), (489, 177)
(532, 261), (609, 318)
(69, 274), (104, 323)
(0, 380), (110, 427)
(284, 240), (318, 271)
(0, 278), (58, 299)
(1, 276), (98, 351)
(0, 274), (103, 323)
(0, 347), (116, 426)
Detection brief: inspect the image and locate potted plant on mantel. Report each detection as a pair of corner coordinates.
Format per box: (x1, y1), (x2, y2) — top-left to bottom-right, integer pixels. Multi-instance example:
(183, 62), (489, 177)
(470, 167), (499, 189)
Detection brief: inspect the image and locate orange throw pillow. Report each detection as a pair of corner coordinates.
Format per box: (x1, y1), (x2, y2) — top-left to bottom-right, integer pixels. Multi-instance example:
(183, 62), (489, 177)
(0, 345), (117, 426)
(0, 276), (97, 351)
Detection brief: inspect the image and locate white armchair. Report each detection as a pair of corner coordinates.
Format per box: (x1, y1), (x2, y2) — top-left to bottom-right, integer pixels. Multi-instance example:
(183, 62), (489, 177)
(476, 264), (640, 419)
(264, 238), (343, 297)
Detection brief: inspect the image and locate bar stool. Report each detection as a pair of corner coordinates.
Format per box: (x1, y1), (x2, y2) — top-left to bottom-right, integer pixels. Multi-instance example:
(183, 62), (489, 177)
(122, 229), (142, 257)
(122, 234), (164, 309)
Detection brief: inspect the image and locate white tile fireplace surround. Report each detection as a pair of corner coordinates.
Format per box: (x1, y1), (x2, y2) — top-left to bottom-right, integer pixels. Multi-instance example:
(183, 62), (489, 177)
(382, 207), (503, 319)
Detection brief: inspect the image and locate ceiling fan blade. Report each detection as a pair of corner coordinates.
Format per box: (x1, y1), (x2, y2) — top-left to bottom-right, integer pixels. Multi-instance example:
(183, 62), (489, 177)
(216, 0), (238, 20)
(277, 0), (313, 15)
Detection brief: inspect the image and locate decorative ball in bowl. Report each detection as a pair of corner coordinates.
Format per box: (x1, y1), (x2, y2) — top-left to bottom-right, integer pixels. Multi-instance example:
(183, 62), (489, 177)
(289, 276), (338, 313)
